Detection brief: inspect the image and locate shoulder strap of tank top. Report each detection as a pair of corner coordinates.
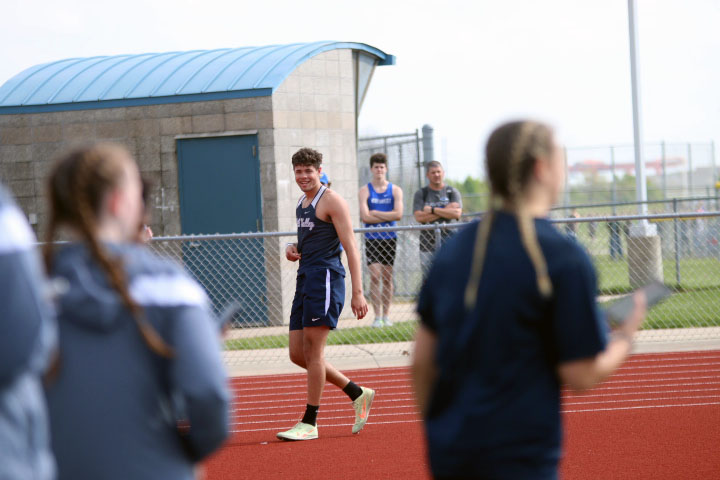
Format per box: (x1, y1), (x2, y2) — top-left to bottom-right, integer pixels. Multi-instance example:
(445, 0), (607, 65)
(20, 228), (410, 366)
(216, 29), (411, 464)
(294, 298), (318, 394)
(310, 185), (327, 208)
(296, 195), (306, 208)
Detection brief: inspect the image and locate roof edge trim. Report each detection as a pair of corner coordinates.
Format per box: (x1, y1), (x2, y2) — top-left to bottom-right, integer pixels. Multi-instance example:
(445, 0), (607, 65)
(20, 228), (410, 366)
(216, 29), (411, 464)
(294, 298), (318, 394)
(0, 88), (272, 115)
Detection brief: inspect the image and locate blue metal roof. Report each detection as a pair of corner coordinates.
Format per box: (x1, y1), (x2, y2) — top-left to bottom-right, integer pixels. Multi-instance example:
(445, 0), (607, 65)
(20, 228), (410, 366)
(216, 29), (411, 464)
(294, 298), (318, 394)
(0, 41), (394, 114)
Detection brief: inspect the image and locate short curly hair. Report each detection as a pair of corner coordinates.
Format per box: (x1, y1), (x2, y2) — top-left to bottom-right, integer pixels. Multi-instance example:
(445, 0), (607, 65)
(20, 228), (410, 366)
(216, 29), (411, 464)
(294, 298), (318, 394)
(292, 148), (323, 168)
(369, 152), (387, 167)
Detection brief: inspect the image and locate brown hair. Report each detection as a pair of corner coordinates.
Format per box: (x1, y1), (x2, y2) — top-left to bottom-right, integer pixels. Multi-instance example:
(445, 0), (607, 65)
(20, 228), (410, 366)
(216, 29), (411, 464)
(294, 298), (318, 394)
(292, 148), (323, 168)
(425, 160), (443, 172)
(44, 143), (173, 358)
(369, 152), (387, 167)
(464, 120), (556, 310)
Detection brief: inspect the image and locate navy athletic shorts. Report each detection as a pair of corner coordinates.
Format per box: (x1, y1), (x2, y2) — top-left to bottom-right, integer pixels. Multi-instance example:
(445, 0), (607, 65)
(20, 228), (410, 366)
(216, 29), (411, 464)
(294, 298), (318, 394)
(290, 268), (345, 330)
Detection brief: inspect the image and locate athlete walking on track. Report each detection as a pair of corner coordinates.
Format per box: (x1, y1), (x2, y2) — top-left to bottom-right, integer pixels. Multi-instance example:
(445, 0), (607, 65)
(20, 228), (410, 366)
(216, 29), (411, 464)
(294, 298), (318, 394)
(278, 147), (373, 441)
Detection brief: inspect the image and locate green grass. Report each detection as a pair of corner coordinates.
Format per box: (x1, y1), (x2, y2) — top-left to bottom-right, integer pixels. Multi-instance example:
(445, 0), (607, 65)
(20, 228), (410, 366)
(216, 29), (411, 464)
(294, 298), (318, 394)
(225, 321), (418, 351)
(594, 256), (720, 294)
(599, 286), (720, 329)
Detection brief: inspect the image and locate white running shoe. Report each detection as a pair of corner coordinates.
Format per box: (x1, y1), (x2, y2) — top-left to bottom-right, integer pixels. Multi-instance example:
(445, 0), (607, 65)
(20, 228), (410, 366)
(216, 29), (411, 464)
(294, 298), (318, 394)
(383, 316), (394, 327)
(371, 317), (384, 328)
(351, 387), (375, 434)
(276, 422), (318, 441)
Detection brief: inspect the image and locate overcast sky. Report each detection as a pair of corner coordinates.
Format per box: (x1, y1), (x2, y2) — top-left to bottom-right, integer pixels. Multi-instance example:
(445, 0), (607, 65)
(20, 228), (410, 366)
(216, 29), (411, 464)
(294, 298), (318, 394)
(2, 0), (719, 180)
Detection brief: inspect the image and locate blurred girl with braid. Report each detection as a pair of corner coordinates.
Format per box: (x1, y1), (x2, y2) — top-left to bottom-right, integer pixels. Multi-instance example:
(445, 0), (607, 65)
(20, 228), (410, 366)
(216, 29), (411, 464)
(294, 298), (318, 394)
(412, 120), (646, 479)
(43, 143), (229, 480)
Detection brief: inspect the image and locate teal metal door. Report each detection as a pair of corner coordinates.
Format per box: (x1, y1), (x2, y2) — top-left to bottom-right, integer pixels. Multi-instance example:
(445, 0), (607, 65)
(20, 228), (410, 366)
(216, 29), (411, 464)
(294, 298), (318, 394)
(177, 135), (268, 326)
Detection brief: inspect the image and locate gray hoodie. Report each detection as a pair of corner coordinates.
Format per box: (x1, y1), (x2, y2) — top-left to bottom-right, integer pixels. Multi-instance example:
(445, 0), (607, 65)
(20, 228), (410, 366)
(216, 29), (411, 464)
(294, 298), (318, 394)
(0, 184), (56, 480)
(45, 242), (229, 480)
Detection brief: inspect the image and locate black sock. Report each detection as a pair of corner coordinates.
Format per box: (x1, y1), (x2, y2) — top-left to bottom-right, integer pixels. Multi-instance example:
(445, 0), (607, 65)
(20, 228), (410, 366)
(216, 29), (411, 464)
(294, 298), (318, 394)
(301, 404), (319, 426)
(343, 381), (363, 401)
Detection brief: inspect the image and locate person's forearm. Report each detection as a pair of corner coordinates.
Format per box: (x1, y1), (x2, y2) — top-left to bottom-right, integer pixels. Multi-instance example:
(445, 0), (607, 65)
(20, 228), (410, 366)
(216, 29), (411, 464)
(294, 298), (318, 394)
(434, 207), (462, 220)
(371, 210), (401, 222)
(345, 239), (364, 295)
(560, 335), (633, 391)
(592, 334), (633, 384)
(412, 327), (437, 416)
(415, 212), (439, 223)
(361, 212), (382, 224)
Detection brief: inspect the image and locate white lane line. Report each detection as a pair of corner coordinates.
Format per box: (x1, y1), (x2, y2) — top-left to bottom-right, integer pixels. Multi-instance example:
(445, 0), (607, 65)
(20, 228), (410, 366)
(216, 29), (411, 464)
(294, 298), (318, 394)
(230, 410), (420, 427)
(231, 404), (416, 420)
(607, 368), (720, 378)
(617, 362), (720, 371)
(229, 377), (410, 392)
(563, 401), (720, 413)
(563, 387), (720, 401)
(564, 377), (720, 391)
(229, 370), (411, 385)
(563, 394), (720, 407)
(231, 385), (412, 400)
(231, 396), (416, 412)
(230, 418), (423, 434)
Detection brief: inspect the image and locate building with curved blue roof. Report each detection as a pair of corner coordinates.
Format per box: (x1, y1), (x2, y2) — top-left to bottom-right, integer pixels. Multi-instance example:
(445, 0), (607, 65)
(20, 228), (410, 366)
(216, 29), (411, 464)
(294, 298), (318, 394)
(0, 41), (395, 326)
(0, 41), (393, 113)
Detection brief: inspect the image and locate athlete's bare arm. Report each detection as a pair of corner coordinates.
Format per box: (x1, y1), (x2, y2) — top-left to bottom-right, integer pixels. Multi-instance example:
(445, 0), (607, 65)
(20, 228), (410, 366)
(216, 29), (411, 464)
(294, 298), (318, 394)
(317, 190), (368, 319)
(412, 324), (437, 416)
(372, 185), (404, 222)
(558, 292), (646, 391)
(358, 185), (383, 224)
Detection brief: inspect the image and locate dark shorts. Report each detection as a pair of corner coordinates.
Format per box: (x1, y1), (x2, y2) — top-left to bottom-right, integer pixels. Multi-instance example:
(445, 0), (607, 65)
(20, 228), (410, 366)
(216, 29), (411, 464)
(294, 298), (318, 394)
(289, 268), (345, 331)
(365, 238), (397, 266)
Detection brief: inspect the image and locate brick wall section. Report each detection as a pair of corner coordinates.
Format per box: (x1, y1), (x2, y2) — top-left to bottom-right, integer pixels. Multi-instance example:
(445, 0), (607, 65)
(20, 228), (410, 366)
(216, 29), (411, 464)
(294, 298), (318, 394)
(0, 97), (275, 238)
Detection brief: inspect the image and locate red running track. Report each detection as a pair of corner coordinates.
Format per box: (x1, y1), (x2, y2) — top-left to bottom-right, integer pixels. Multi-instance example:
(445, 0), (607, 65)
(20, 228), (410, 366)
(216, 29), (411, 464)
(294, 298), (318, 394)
(206, 350), (720, 479)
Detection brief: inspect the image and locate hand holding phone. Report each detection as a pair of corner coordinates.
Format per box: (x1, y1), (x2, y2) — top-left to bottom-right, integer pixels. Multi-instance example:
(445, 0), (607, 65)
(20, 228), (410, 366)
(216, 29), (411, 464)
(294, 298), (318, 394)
(605, 281), (671, 328)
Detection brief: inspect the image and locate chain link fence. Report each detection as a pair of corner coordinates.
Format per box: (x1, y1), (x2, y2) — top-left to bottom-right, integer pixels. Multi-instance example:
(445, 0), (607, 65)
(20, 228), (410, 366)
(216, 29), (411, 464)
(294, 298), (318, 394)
(147, 212), (720, 367)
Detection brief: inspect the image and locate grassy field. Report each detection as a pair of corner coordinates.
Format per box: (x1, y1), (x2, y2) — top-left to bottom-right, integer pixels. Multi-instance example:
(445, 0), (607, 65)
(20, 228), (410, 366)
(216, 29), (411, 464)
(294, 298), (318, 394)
(594, 256), (720, 294)
(225, 253), (720, 351)
(225, 321), (418, 351)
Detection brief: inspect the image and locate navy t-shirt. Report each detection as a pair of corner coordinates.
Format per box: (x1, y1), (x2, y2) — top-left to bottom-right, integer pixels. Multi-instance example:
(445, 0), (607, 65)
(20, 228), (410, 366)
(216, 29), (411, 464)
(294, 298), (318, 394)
(417, 211), (607, 478)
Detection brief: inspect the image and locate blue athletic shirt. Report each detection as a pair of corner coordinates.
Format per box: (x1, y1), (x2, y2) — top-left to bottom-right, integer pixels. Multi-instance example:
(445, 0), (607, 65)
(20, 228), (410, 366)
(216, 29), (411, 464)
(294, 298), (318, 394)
(364, 183), (397, 240)
(296, 186), (345, 276)
(417, 211), (608, 479)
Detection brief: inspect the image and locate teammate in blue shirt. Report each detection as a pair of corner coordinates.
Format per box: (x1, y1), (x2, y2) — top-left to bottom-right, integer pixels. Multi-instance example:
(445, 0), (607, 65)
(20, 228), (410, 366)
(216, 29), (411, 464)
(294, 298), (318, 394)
(278, 148), (373, 441)
(42, 143), (229, 480)
(412, 120), (646, 479)
(359, 153), (404, 328)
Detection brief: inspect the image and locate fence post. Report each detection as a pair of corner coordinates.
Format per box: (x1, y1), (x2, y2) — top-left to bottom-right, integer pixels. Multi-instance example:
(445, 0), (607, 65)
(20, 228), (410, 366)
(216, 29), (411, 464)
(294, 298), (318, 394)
(434, 225), (442, 253)
(687, 143), (693, 197)
(661, 140), (667, 200)
(610, 146), (617, 214)
(415, 129), (423, 189)
(422, 124), (434, 166)
(673, 198), (680, 286)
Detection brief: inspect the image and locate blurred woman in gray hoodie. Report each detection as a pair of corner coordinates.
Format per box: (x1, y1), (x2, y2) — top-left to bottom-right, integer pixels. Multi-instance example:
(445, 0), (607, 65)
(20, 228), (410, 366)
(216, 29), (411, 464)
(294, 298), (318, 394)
(43, 143), (230, 480)
(0, 183), (56, 479)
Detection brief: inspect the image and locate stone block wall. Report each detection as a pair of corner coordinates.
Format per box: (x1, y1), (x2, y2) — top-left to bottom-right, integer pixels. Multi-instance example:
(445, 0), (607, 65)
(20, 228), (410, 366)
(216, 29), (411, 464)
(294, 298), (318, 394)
(0, 97), (275, 239)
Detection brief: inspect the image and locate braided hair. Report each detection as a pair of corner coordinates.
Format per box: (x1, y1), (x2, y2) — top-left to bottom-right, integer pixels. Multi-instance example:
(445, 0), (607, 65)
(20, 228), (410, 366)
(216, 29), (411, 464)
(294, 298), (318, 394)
(464, 121), (556, 310)
(44, 143), (173, 358)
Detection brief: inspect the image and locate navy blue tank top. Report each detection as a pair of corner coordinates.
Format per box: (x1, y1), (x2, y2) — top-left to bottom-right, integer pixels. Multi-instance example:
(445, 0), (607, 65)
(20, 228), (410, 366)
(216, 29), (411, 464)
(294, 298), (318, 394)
(296, 186), (345, 275)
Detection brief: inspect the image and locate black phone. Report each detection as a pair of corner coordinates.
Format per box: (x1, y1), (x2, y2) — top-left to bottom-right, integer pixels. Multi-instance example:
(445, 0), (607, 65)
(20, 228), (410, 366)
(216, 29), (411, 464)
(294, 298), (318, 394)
(604, 281), (672, 327)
